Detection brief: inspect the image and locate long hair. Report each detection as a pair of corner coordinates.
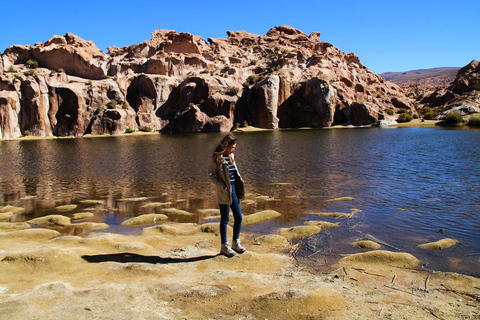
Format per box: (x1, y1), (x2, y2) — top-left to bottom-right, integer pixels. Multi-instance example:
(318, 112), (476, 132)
(212, 134), (237, 165)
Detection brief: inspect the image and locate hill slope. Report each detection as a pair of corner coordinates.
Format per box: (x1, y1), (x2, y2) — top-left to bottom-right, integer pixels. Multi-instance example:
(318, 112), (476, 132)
(381, 67), (459, 88)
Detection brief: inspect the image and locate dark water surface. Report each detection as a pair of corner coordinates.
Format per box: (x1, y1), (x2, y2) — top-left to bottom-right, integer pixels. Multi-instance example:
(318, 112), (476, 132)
(1, 128), (479, 276)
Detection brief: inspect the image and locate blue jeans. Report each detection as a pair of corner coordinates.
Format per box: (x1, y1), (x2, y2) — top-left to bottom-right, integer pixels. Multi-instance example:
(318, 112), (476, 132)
(219, 181), (243, 244)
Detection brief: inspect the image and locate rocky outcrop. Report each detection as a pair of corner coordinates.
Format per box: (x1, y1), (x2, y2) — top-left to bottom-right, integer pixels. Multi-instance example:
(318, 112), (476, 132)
(408, 60), (480, 117)
(0, 26), (416, 138)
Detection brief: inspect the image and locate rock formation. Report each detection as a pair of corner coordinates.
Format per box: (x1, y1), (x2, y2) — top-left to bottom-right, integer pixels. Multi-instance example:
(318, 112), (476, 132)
(407, 60), (480, 117)
(0, 26), (415, 138)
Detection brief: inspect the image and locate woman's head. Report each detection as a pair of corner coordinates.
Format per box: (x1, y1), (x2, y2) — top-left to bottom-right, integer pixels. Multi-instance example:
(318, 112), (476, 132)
(212, 134), (237, 163)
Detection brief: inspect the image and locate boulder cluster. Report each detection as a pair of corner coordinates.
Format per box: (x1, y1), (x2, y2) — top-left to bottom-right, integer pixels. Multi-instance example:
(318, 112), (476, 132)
(0, 25), (414, 138)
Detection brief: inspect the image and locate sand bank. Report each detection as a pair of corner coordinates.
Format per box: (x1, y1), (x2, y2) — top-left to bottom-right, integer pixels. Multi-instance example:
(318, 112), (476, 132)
(0, 222), (478, 319)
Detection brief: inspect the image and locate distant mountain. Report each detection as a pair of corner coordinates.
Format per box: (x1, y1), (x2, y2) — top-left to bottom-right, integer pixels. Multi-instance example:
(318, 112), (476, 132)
(380, 67), (459, 88)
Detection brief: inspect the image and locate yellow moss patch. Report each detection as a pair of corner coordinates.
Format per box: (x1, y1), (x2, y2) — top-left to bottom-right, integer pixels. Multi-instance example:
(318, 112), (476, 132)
(0, 222), (31, 231)
(270, 182), (292, 186)
(197, 209), (220, 215)
(278, 225), (322, 240)
(341, 250), (421, 267)
(254, 195), (271, 201)
(140, 202), (171, 209)
(310, 212), (352, 219)
(240, 199), (255, 205)
(28, 215), (71, 227)
(121, 214), (168, 226)
(304, 220), (339, 229)
(78, 199), (105, 205)
(199, 223), (221, 234)
(142, 223), (200, 236)
(117, 197), (148, 202)
(326, 196), (354, 202)
(0, 212), (13, 221)
(55, 204), (78, 212)
(254, 234), (289, 246)
(69, 222), (110, 230)
(161, 208), (195, 216)
(243, 210), (281, 226)
(352, 240), (382, 250)
(418, 238), (459, 250)
(0, 228), (60, 240)
(72, 212), (95, 220)
(0, 205), (25, 214)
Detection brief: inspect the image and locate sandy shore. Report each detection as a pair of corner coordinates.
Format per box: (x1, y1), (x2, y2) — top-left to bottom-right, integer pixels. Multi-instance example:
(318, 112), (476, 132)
(0, 221), (478, 319)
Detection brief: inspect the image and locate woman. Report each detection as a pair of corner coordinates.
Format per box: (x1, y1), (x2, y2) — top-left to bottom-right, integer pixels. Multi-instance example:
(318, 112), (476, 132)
(208, 134), (246, 257)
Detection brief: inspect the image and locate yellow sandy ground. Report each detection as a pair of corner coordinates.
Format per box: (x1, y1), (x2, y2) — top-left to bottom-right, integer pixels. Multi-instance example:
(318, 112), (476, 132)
(0, 223), (478, 320)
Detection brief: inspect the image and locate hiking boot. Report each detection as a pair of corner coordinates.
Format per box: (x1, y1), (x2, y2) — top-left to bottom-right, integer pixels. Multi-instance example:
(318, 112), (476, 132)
(232, 239), (246, 253)
(221, 242), (236, 257)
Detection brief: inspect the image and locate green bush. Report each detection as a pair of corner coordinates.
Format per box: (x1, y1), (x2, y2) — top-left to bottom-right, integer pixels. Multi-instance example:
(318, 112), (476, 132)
(385, 108), (394, 115)
(418, 107), (439, 120)
(24, 69), (36, 76)
(249, 60), (257, 66)
(467, 114), (480, 127)
(26, 59), (38, 68)
(246, 75), (266, 85)
(23, 130), (31, 136)
(397, 112), (413, 123)
(139, 126), (152, 132)
(125, 127), (135, 133)
(442, 112), (465, 125)
(225, 86), (239, 96)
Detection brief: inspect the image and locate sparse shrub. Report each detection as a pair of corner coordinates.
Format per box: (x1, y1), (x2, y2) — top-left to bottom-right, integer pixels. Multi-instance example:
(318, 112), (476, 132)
(249, 60), (257, 66)
(246, 75), (266, 85)
(442, 112), (465, 125)
(26, 59), (38, 68)
(125, 127), (135, 133)
(385, 108), (394, 116)
(225, 86), (239, 96)
(418, 106), (439, 120)
(23, 130), (31, 136)
(7, 66), (15, 73)
(24, 69), (36, 76)
(397, 112), (413, 123)
(467, 114), (480, 127)
(58, 68), (65, 73)
(376, 93), (383, 99)
(106, 99), (118, 109)
(139, 126), (152, 132)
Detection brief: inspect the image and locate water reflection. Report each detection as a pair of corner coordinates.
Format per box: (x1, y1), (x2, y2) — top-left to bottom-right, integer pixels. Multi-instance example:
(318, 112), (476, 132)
(1, 128), (480, 276)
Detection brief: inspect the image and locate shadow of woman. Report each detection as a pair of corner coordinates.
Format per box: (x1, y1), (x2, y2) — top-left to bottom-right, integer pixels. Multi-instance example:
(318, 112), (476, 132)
(81, 252), (219, 264)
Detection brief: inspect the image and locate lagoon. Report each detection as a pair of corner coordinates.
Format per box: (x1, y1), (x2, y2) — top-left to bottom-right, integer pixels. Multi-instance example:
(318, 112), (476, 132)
(1, 127), (479, 276)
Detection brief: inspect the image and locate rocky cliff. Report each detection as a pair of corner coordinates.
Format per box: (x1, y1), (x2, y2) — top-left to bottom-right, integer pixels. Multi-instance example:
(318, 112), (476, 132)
(0, 26), (414, 138)
(406, 60), (480, 116)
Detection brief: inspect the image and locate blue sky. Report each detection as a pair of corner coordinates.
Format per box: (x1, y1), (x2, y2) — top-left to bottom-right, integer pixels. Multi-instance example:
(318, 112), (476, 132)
(1, 0), (478, 73)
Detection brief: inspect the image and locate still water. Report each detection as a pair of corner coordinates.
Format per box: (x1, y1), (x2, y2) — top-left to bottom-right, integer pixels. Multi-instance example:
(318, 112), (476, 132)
(1, 128), (479, 276)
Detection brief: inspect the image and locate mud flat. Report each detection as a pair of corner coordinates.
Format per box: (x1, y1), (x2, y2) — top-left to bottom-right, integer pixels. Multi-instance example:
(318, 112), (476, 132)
(0, 222), (479, 319)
